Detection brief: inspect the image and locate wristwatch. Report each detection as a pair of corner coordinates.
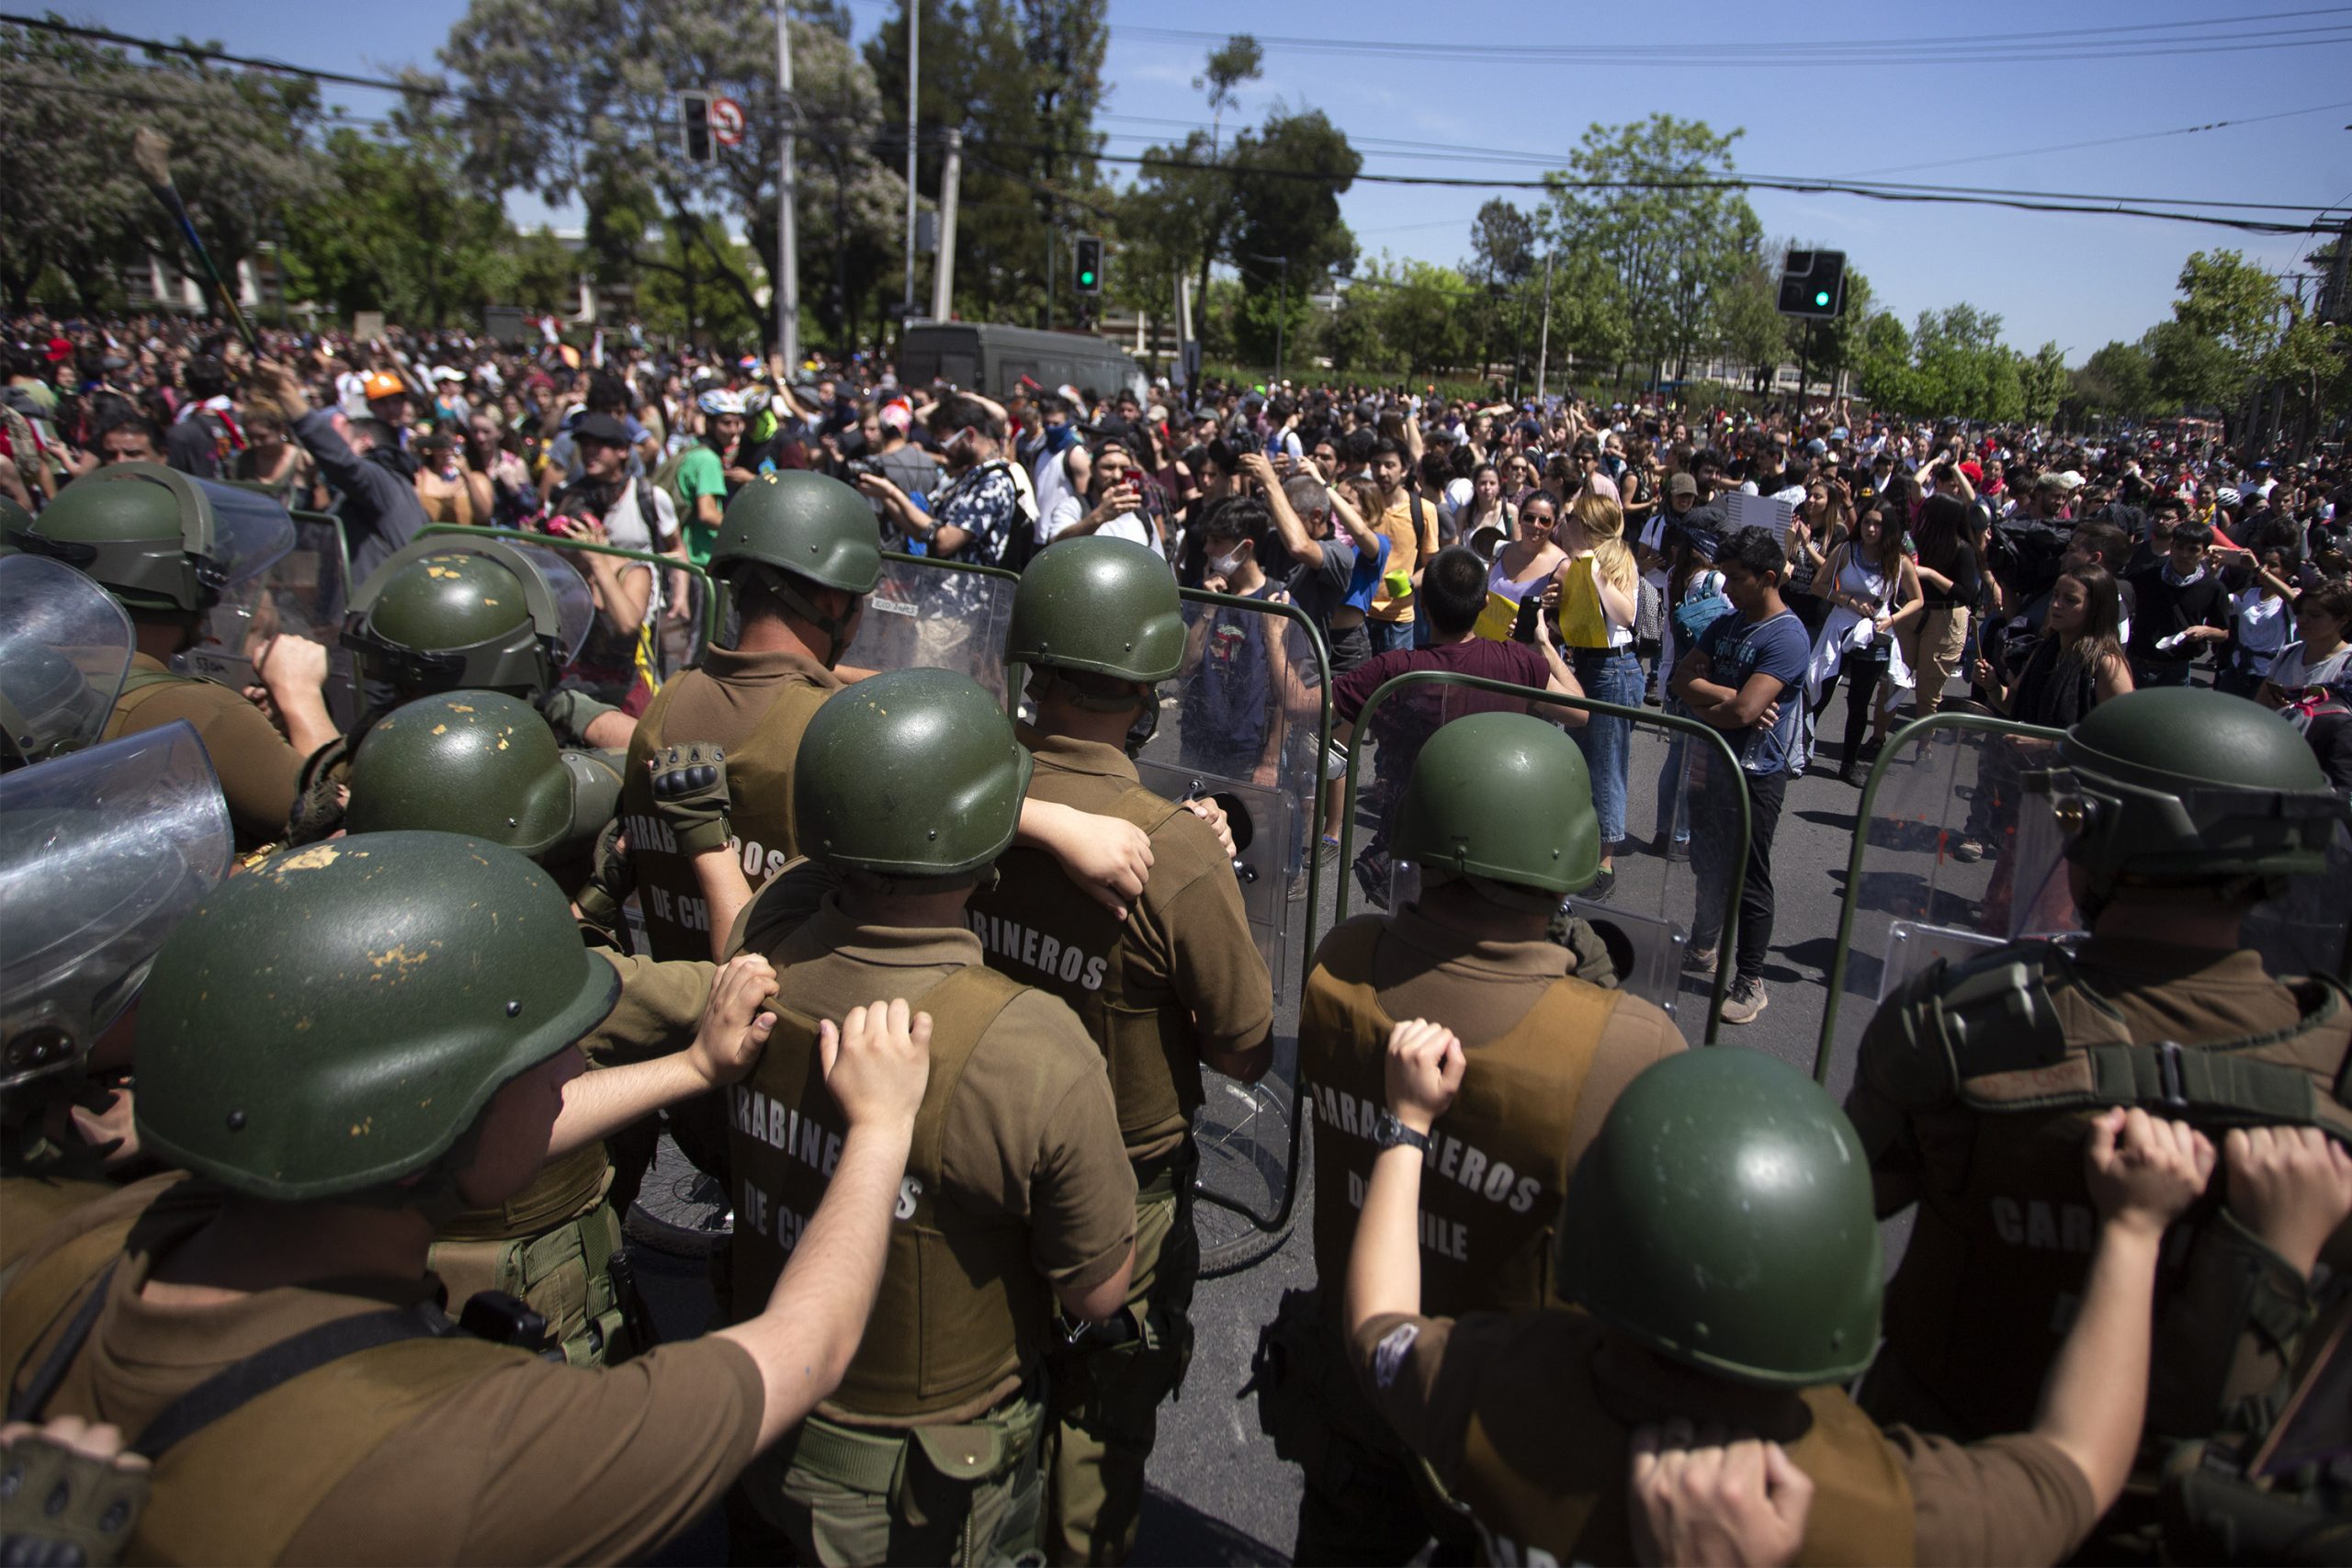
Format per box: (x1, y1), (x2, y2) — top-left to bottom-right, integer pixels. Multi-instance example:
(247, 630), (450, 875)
(1372, 1111), (1432, 1155)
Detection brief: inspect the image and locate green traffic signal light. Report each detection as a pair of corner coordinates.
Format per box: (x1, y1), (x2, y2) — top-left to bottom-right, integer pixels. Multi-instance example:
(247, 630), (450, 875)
(1814, 289), (1831, 307)
(1080, 269), (1096, 286)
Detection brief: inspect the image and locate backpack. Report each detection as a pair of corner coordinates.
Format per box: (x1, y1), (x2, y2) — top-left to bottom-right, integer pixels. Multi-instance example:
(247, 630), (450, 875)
(1988, 517), (2071, 602)
(1672, 577), (1733, 646)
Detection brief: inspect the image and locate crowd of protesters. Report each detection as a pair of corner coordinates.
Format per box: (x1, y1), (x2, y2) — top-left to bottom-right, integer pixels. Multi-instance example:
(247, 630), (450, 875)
(6, 310), (2347, 1008)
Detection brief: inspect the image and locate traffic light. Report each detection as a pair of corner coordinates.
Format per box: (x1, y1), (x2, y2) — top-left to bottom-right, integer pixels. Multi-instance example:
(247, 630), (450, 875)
(1777, 250), (1846, 318)
(680, 93), (712, 164)
(1073, 234), (1103, 295)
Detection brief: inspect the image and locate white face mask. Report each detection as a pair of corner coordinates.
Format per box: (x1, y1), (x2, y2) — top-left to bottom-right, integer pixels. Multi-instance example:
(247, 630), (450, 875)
(1207, 546), (1246, 578)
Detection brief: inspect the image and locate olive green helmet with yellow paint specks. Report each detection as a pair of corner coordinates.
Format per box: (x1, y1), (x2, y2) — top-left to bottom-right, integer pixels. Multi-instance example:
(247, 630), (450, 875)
(133, 831), (619, 1201)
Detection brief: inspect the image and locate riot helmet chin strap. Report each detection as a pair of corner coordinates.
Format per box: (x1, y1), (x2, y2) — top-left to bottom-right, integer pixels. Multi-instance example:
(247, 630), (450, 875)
(750, 564), (856, 670)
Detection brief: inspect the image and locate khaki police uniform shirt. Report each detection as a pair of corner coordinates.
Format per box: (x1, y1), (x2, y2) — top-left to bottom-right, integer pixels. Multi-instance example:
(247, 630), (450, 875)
(581, 950), (716, 1066)
(1329, 887), (1685, 1165)
(111, 653), (309, 847)
(994, 727), (1273, 1160)
(1354, 1309), (2100, 1568)
(10, 1182), (764, 1565)
(627, 641), (842, 879)
(738, 873), (1137, 1417)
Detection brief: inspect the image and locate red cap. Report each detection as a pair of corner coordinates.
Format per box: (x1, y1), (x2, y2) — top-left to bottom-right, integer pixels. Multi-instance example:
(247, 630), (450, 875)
(44, 337), (72, 363)
(1959, 459), (1984, 485)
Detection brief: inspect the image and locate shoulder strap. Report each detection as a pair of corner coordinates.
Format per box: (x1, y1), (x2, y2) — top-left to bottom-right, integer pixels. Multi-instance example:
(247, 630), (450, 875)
(6, 1263), (118, 1425)
(1947, 950), (2352, 1140)
(130, 1301), (465, 1461)
(905, 965), (1031, 1172)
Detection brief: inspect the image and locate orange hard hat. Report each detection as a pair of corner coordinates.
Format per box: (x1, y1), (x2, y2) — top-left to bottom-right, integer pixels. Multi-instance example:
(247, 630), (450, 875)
(363, 371), (406, 401)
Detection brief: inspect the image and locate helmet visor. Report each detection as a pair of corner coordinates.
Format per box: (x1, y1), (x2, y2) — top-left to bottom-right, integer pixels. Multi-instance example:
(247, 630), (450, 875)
(501, 541), (598, 667)
(188, 478), (297, 587)
(0, 721), (233, 1091)
(0, 554), (134, 763)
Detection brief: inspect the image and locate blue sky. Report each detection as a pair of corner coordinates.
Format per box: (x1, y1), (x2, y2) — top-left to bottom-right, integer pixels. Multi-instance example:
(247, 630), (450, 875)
(62, 0), (2352, 364)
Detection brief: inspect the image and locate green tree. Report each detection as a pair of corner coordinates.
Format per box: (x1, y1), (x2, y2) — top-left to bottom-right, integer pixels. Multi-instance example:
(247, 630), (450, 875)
(2071, 337), (2154, 419)
(1539, 116), (1762, 387)
(1194, 34), (1261, 157)
(865, 0), (1108, 331)
(2147, 249), (2288, 413)
(281, 113), (515, 328)
(2018, 341), (2069, 423)
(1225, 109), (1359, 367)
(0, 21), (323, 313)
(1716, 256), (1791, 393)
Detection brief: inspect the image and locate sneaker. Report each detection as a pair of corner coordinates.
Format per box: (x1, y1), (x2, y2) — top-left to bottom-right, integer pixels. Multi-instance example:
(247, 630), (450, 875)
(1586, 865), (1617, 901)
(1721, 976), (1770, 1025)
(1353, 847), (1393, 910)
(1682, 944), (1717, 978)
(1953, 838), (1986, 863)
(1287, 873), (1308, 903)
(1666, 837), (1690, 863)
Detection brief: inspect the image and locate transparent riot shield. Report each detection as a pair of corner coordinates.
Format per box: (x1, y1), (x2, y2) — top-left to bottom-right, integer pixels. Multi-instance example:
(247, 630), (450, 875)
(1334, 671), (1747, 1042)
(0, 554), (133, 767)
(843, 552), (1022, 704)
(1813, 714), (2080, 1092)
(175, 511), (356, 728)
(1108, 588), (1332, 1274)
(0, 720), (233, 1094)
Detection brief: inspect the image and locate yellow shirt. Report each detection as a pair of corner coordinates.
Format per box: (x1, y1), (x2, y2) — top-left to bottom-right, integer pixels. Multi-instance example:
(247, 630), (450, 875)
(1368, 494), (1433, 623)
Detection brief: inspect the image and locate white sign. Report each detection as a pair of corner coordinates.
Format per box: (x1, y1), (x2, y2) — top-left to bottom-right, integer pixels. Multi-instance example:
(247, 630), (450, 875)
(1724, 491), (1794, 541)
(707, 96), (745, 148)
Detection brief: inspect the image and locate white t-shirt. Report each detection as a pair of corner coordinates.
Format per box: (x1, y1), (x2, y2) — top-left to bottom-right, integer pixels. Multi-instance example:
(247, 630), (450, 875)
(335, 372), (370, 419)
(2267, 638), (2351, 693)
(1044, 494), (1151, 549)
(2230, 588), (2292, 669)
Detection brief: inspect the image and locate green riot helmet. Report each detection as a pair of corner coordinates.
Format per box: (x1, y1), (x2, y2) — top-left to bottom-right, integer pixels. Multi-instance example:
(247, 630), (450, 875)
(1556, 1048), (1883, 1388)
(2, 721), (233, 1099)
(1005, 536), (1186, 705)
(0, 493), (30, 544)
(342, 536), (595, 703)
(710, 470), (883, 665)
(0, 554), (135, 769)
(794, 666), (1032, 882)
(1391, 712), (1602, 897)
(134, 831), (620, 1202)
(8, 463), (294, 615)
(2029, 686), (2345, 908)
(343, 691), (617, 863)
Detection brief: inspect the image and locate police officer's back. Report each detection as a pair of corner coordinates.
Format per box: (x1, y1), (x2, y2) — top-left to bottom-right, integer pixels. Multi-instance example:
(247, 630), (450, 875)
(623, 469), (880, 961)
(1277, 711), (1685, 1564)
(968, 536), (1273, 1563)
(0, 832), (924, 1562)
(725, 667), (1137, 1567)
(1847, 687), (2352, 1450)
(1350, 1044), (2222, 1567)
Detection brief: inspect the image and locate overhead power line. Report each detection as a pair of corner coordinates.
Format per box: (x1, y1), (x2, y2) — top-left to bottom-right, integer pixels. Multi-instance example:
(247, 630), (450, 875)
(1847, 99), (2352, 176)
(4, 12), (2337, 235)
(1117, 8), (2352, 65)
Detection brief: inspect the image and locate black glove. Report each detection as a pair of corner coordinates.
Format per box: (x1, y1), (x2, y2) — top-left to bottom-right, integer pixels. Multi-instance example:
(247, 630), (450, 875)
(649, 742), (732, 857)
(0, 1426), (152, 1567)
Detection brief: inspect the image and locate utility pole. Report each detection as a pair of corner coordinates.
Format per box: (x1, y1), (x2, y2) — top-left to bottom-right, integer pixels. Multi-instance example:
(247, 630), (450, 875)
(1044, 214), (1055, 331)
(1534, 251), (1555, 402)
(775, 3), (800, 367)
(901, 0), (919, 318)
(930, 127), (961, 321)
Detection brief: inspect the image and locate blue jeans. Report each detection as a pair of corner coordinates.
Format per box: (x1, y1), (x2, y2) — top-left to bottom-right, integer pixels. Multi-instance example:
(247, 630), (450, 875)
(1570, 648), (1642, 850)
(1368, 618), (1414, 656)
